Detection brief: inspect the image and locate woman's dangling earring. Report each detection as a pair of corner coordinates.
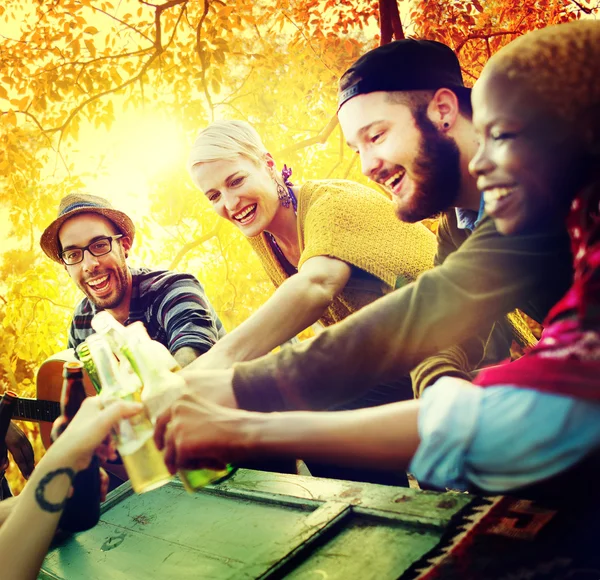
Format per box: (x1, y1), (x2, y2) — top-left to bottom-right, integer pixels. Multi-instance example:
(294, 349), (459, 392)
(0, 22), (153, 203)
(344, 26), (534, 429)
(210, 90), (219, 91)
(275, 179), (292, 208)
(269, 161), (297, 211)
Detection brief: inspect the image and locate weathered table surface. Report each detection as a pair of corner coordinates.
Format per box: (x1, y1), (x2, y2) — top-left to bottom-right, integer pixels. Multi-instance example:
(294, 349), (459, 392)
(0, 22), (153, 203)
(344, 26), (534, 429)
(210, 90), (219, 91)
(38, 469), (470, 580)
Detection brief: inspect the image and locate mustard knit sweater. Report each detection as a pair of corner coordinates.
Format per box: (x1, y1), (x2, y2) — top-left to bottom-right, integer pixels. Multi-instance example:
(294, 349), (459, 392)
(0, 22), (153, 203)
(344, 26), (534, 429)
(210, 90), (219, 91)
(247, 179), (437, 326)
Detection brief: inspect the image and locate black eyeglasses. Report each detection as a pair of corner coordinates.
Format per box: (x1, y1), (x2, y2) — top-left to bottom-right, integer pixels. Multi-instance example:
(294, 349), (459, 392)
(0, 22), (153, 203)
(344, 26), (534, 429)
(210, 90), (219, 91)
(60, 235), (123, 265)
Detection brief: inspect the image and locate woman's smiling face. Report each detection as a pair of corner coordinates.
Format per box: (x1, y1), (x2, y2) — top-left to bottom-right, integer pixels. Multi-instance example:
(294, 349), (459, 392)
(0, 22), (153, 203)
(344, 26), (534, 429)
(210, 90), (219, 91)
(469, 71), (579, 236)
(191, 155), (280, 237)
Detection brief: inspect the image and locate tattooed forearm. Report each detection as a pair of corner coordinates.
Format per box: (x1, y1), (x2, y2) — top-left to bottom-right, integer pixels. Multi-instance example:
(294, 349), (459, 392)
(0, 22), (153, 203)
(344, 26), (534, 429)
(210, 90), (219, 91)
(34, 468), (75, 513)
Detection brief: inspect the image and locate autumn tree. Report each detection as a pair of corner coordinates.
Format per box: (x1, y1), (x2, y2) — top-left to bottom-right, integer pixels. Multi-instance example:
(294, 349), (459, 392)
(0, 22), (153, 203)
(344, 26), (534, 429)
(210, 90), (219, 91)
(0, 0), (596, 492)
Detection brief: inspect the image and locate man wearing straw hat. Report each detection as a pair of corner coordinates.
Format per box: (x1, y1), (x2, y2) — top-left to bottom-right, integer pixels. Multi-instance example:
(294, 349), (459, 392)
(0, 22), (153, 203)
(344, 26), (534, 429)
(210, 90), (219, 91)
(41, 193), (225, 368)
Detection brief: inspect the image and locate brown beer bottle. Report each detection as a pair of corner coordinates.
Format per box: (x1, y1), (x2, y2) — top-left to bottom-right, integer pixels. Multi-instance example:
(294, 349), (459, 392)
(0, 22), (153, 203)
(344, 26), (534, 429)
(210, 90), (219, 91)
(0, 391), (17, 500)
(51, 362), (101, 532)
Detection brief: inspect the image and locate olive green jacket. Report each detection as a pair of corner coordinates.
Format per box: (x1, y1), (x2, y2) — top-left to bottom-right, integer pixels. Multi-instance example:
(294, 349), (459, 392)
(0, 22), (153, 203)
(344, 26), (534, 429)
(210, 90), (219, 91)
(232, 213), (573, 411)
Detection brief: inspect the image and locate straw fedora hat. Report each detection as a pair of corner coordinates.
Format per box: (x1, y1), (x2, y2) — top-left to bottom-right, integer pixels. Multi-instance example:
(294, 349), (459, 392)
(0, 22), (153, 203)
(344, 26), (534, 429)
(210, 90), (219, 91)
(40, 193), (135, 264)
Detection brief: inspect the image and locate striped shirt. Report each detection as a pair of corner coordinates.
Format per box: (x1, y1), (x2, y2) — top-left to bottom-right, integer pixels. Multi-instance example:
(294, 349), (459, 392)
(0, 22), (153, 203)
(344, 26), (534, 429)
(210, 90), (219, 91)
(68, 267), (225, 354)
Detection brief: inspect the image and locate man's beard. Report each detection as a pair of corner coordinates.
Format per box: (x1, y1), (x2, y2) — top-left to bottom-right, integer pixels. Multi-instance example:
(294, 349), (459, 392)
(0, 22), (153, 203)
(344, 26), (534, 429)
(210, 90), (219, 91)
(81, 257), (129, 310)
(394, 107), (462, 223)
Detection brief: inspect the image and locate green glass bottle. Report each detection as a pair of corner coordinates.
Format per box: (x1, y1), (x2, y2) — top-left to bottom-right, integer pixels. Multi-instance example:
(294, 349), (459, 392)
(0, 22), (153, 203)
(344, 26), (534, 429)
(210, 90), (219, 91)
(75, 342), (102, 394)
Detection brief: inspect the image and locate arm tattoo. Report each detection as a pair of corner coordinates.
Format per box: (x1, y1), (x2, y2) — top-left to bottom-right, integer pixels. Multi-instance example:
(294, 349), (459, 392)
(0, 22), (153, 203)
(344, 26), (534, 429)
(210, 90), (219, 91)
(34, 468), (76, 513)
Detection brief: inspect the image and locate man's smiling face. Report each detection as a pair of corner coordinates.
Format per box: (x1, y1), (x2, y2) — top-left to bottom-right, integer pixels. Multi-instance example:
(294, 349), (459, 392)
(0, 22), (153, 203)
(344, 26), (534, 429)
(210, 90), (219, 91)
(59, 213), (131, 310)
(338, 90), (462, 222)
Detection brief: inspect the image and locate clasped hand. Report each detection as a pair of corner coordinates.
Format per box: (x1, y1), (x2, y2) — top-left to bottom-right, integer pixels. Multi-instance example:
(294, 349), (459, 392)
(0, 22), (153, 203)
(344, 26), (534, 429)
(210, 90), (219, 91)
(154, 388), (255, 474)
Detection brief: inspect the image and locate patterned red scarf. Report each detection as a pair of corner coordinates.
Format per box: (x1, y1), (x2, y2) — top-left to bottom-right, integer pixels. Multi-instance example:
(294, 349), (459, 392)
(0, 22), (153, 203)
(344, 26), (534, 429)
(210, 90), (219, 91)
(475, 184), (600, 399)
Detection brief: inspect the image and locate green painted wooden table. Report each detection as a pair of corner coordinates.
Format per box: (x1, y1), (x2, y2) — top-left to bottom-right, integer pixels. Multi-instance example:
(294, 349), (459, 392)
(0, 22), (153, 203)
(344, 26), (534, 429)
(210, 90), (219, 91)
(38, 469), (471, 580)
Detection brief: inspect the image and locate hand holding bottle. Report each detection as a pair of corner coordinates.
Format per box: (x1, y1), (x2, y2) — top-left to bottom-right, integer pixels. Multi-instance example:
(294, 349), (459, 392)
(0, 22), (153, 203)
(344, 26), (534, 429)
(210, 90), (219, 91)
(49, 397), (143, 473)
(90, 312), (235, 490)
(154, 390), (251, 474)
(0, 396), (143, 580)
(84, 333), (172, 494)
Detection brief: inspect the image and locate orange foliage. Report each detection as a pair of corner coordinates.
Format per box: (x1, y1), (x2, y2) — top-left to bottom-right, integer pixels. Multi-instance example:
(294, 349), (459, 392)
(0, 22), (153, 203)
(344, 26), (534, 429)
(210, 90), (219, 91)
(0, 0), (595, 493)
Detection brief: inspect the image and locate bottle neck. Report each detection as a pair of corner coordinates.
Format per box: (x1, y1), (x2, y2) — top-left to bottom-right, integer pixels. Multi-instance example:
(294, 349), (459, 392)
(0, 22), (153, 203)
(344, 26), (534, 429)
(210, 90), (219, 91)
(76, 344), (102, 394)
(123, 339), (184, 401)
(124, 339), (168, 384)
(87, 338), (124, 395)
(62, 372), (86, 421)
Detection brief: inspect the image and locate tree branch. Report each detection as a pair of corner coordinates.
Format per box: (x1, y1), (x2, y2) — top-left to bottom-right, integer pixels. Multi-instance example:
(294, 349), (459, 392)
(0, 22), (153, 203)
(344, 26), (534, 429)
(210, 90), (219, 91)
(4, 110), (70, 175)
(43, 0), (188, 147)
(379, 0), (391, 44)
(20, 296), (73, 311)
(51, 50), (159, 147)
(148, 0), (188, 52)
(281, 11), (336, 73)
(569, 0), (594, 13)
(275, 115), (338, 157)
(169, 225), (221, 270)
(194, 0), (214, 117)
(34, 48), (152, 78)
(90, 4), (153, 44)
(455, 30), (518, 54)
(389, 0), (404, 41)
(140, 0), (188, 12)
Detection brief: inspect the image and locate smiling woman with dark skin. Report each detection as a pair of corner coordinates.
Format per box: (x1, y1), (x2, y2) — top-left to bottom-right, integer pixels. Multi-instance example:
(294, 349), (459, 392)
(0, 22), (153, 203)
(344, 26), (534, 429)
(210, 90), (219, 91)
(472, 74), (584, 236)
(156, 21), (600, 498)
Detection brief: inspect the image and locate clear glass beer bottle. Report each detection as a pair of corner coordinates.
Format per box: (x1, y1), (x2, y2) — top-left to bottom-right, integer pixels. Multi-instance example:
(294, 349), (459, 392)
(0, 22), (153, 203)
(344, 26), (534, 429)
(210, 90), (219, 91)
(85, 334), (171, 494)
(123, 322), (235, 492)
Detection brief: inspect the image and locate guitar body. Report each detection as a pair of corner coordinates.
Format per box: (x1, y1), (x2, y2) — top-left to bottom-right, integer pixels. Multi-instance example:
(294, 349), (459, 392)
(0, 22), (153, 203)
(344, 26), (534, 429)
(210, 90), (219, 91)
(35, 349), (97, 450)
(32, 349), (128, 484)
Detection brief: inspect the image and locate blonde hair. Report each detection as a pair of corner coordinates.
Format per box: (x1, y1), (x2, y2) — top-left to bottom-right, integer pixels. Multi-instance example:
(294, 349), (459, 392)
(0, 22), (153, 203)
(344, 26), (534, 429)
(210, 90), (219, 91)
(482, 21), (600, 147)
(187, 120), (268, 176)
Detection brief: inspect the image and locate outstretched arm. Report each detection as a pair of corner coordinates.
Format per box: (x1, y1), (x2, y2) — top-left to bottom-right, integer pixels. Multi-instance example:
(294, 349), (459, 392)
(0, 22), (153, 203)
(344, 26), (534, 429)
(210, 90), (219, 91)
(230, 218), (572, 412)
(186, 255), (351, 370)
(0, 398), (142, 580)
(154, 390), (420, 474)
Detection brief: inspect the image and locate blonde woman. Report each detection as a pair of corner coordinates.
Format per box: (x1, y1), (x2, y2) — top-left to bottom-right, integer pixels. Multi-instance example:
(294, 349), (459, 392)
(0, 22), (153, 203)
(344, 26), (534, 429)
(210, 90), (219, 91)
(187, 121), (435, 373)
(185, 120), (437, 485)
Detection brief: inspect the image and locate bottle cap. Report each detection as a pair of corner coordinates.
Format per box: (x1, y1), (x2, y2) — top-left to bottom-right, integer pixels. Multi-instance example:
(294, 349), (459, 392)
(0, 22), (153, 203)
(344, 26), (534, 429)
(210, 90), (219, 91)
(63, 361), (84, 378)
